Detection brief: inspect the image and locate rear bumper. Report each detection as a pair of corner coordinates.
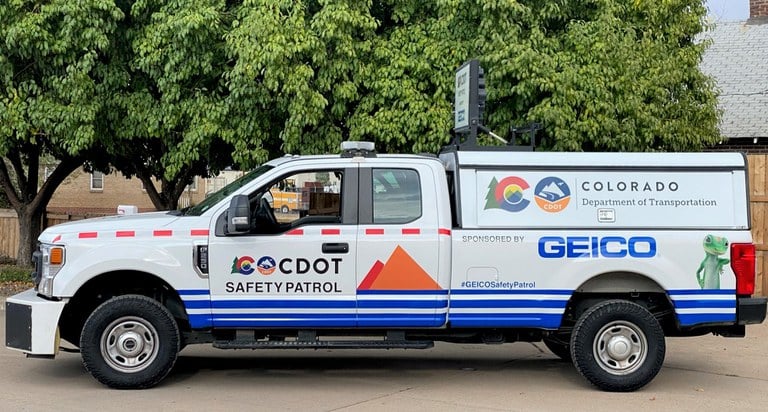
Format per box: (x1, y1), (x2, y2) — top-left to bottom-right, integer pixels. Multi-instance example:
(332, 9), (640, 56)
(738, 297), (767, 325)
(5, 289), (66, 355)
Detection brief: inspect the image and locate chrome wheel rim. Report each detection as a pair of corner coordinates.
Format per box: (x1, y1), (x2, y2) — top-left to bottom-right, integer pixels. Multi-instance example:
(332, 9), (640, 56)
(101, 316), (159, 373)
(593, 320), (647, 375)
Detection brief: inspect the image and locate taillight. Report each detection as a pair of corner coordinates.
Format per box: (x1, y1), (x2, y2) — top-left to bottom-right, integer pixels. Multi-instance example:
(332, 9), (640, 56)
(731, 243), (756, 296)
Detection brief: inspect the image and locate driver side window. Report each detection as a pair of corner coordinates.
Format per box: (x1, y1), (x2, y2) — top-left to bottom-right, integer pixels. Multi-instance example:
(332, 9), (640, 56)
(250, 169), (343, 234)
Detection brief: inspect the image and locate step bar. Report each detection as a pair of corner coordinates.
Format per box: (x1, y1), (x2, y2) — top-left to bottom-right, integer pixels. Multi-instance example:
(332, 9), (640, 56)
(212, 330), (434, 350)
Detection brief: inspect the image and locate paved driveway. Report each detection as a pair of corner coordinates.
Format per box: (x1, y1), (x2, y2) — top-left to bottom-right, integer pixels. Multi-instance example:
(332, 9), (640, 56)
(2, 299), (766, 411)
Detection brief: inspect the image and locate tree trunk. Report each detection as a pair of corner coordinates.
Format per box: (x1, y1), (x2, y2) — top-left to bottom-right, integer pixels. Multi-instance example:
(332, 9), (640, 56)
(138, 168), (192, 211)
(2, 152), (82, 264)
(15, 207), (42, 266)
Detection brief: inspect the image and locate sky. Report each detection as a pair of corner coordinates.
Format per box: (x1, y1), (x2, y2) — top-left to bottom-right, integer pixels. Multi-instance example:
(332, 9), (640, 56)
(707, 0), (750, 21)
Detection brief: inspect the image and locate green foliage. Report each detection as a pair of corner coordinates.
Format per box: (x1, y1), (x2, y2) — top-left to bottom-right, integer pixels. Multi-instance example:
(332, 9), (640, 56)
(0, 0), (721, 260)
(0, 0), (124, 157)
(224, 0), (378, 163)
(476, 0), (719, 151)
(0, 264), (32, 282)
(1, 0), (722, 218)
(221, 0), (719, 157)
(93, 0), (234, 209)
(0, 0), (125, 262)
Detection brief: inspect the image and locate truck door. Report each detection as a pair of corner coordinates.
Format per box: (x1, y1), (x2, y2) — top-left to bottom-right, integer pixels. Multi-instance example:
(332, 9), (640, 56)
(206, 166), (358, 328)
(356, 164), (448, 327)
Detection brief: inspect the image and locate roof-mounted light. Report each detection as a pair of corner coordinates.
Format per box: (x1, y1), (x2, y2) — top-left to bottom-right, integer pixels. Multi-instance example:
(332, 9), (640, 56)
(340, 141), (376, 158)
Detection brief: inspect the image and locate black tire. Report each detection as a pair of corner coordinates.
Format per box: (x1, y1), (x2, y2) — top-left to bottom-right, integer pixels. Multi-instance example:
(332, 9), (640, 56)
(280, 205), (289, 213)
(80, 295), (180, 389)
(543, 335), (571, 361)
(570, 300), (665, 392)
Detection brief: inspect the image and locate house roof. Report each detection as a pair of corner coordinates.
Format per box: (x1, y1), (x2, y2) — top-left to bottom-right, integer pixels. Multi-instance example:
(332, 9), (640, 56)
(700, 19), (768, 139)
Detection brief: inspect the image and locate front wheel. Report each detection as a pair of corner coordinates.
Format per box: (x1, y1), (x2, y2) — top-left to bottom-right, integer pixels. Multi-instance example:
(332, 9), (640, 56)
(80, 295), (180, 389)
(570, 300), (665, 392)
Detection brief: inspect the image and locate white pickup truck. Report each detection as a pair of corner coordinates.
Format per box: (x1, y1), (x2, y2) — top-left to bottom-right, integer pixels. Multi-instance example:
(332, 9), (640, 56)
(5, 142), (766, 391)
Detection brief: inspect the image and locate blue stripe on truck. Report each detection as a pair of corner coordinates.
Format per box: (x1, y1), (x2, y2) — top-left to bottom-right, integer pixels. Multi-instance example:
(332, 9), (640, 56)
(181, 288), (739, 329)
(668, 289), (737, 327)
(448, 314), (563, 328)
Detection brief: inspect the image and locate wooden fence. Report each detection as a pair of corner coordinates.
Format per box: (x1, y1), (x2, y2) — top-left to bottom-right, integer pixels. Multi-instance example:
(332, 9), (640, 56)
(749, 154), (767, 296)
(0, 209), (20, 262)
(1, 155), (767, 295)
(0, 211), (101, 261)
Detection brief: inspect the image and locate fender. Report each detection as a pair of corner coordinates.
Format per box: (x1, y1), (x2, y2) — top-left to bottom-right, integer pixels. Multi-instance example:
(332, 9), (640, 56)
(552, 257), (677, 294)
(53, 242), (193, 297)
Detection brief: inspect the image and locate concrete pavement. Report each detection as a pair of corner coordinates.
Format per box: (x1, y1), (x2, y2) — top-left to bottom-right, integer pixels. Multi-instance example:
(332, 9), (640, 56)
(2, 297), (767, 411)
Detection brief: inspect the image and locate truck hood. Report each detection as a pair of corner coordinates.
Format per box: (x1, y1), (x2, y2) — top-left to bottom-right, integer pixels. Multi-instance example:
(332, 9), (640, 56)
(39, 212), (184, 244)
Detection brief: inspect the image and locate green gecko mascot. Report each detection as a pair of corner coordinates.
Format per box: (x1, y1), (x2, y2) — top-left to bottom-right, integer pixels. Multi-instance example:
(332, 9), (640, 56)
(696, 235), (730, 289)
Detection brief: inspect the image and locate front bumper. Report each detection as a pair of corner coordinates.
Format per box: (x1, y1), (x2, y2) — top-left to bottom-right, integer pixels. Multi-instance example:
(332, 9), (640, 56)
(5, 289), (66, 355)
(738, 296), (767, 325)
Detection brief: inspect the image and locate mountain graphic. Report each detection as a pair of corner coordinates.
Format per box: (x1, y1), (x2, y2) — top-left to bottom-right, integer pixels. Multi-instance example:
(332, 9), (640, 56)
(536, 182), (566, 201)
(358, 245), (442, 290)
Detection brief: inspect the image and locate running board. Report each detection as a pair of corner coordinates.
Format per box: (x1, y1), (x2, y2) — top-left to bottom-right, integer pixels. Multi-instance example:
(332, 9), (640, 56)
(212, 339), (434, 350)
(212, 330), (434, 350)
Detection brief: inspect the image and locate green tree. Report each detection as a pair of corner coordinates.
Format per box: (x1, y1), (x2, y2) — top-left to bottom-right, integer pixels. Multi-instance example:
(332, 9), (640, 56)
(475, 0), (719, 150)
(1, 0), (721, 266)
(223, 0), (469, 158)
(0, 0), (123, 264)
(96, 0), (234, 210)
(223, 0), (718, 160)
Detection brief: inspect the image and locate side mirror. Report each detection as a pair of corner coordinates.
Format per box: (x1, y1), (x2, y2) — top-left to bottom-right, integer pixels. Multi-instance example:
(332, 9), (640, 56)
(225, 195), (251, 235)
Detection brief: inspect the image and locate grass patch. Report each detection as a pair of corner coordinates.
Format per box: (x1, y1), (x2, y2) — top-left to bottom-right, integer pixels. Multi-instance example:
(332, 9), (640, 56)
(0, 265), (33, 282)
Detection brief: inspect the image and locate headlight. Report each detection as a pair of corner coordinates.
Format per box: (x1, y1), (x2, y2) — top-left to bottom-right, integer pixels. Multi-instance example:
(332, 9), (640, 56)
(37, 244), (65, 297)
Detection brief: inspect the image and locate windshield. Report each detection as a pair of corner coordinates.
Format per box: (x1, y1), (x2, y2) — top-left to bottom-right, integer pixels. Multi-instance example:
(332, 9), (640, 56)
(184, 165), (273, 216)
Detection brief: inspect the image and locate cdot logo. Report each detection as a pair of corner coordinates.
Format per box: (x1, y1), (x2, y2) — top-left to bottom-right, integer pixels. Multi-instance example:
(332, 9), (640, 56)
(231, 256), (255, 275)
(534, 177), (571, 213)
(484, 176), (531, 213)
(256, 256), (277, 275)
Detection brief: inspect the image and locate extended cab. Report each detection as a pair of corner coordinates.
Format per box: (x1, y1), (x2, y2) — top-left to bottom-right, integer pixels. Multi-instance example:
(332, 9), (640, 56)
(5, 142), (767, 391)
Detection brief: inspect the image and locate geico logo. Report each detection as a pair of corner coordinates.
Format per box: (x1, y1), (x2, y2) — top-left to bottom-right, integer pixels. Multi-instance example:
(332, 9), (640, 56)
(278, 257), (343, 275)
(538, 236), (657, 258)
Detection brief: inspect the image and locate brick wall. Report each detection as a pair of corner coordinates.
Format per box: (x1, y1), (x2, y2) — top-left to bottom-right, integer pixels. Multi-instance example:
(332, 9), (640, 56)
(707, 145), (768, 154)
(751, 0), (768, 18)
(47, 169), (207, 214)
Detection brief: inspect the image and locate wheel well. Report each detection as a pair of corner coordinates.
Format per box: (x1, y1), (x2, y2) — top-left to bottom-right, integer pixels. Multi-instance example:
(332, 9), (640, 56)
(576, 272), (665, 294)
(559, 272), (676, 335)
(58, 271), (189, 347)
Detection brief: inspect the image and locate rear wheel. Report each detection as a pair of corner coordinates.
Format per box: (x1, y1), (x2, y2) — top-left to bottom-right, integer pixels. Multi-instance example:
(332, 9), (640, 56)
(570, 300), (665, 392)
(80, 295), (180, 389)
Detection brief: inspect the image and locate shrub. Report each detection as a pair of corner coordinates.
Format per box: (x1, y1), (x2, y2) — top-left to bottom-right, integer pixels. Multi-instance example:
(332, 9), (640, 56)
(0, 265), (32, 282)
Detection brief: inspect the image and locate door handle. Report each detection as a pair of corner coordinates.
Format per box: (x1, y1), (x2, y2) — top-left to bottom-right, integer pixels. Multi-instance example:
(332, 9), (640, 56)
(322, 243), (349, 254)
